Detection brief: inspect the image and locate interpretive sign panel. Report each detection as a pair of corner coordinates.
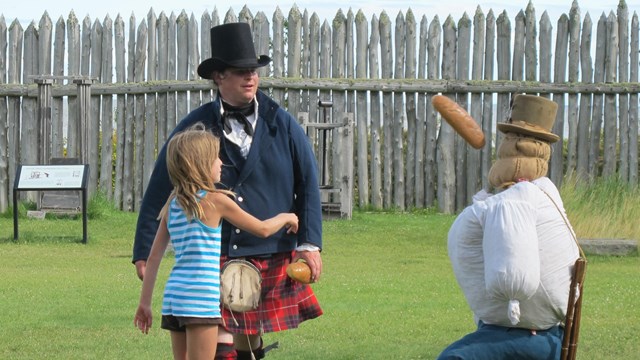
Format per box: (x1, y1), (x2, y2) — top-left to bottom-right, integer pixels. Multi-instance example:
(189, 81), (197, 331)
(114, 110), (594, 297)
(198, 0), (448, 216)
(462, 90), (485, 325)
(16, 165), (87, 189)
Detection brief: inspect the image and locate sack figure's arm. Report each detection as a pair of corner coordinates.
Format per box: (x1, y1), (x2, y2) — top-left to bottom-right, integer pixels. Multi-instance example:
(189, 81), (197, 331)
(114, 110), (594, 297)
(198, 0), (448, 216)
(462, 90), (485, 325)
(483, 199), (540, 325)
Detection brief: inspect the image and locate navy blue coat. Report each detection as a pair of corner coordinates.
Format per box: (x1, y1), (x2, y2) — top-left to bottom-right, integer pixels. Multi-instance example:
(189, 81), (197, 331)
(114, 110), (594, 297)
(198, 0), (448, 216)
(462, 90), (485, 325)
(132, 90), (322, 261)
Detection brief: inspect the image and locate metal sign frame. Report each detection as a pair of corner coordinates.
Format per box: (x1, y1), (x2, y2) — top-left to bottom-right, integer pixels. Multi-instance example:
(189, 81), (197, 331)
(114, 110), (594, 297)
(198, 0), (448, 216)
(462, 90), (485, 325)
(13, 164), (90, 243)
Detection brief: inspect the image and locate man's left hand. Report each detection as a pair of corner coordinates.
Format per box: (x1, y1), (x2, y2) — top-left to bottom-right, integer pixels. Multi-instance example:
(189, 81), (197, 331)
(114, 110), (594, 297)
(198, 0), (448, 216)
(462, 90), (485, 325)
(294, 250), (322, 283)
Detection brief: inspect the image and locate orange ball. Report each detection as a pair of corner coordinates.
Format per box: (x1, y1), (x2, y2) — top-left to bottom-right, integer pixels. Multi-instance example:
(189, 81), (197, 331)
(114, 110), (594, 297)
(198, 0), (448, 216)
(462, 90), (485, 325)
(286, 260), (312, 284)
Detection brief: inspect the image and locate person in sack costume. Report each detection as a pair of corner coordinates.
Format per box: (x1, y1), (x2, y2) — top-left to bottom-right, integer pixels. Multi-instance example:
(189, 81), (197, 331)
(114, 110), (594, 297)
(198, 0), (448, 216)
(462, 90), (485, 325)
(132, 22), (323, 360)
(133, 124), (299, 360)
(438, 94), (580, 360)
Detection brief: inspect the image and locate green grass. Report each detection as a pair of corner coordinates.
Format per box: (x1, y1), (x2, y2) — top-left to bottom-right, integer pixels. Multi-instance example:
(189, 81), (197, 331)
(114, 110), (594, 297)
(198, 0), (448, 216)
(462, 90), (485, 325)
(561, 175), (640, 240)
(0, 196), (638, 359)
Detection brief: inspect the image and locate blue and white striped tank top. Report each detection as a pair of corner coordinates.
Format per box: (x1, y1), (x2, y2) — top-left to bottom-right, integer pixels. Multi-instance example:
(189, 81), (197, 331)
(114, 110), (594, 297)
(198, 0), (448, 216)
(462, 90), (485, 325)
(161, 191), (222, 318)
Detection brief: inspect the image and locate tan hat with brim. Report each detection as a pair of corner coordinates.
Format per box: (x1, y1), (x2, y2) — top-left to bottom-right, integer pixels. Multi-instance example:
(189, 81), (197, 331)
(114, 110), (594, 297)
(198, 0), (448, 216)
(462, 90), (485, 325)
(497, 94), (560, 143)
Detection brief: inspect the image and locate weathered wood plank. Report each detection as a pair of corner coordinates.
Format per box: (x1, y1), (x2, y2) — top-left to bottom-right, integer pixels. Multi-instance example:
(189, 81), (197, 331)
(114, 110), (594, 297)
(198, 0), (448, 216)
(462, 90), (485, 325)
(629, 13), (639, 186)
(89, 18), (102, 197)
(524, 3), (537, 82)
(66, 13), (81, 159)
(7, 19), (24, 203)
(468, 7), (485, 202)
(393, 12), (406, 210)
(0, 16), (8, 211)
(616, 3), (629, 181)
(176, 11), (189, 121)
(113, 15), (125, 209)
(589, 13), (608, 177)
(272, 8), (285, 106)
(38, 14), (53, 80)
(6, 77), (640, 97)
(414, 15), (428, 208)
(550, 14), (569, 185)
(602, 12), (618, 178)
(100, 16), (115, 200)
(345, 10), (354, 116)
(144, 10), (158, 197)
(167, 12), (178, 135)
(425, 16), (441, 208)
(455, 13), (471, 210)
(299, 10), (310, 115)
(254, 11), (270, 80)
(379, 11), (393, 208)
(355, 10), (369, 207)
(318, 20), (331, 192)
(21, 23), (38, 171)
(566, 2), (581, 176)
(134, 19), (147, 210)
(122, 14), (136, 212)
(539, 12), (553, 88)
(306, 13), (320, 159)
(187, 12), (200, 113)
(51, 17), (65, 159)
(495, 11), (511, 153)
(481, 10), (496, 190)
(307, 13), (320, 123)
(331, 10), (347, 208)
(369, 14), (382, 209)
(437, 16), (457, 214)
(577, 14), (593, 180)
(404, 10), (417, 208)
(287, 5), (302, 118)
(512, 11), (525, 82)
(157, 12), (170, 147)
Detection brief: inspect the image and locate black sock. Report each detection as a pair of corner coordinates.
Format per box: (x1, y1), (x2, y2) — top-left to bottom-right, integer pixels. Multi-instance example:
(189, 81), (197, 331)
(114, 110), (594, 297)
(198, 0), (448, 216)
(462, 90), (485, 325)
(215, 342), (237, 360)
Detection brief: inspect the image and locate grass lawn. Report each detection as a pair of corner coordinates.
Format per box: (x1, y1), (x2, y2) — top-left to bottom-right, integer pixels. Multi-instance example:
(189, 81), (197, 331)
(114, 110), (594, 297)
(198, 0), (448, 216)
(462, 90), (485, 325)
(0, 209), (638, 359)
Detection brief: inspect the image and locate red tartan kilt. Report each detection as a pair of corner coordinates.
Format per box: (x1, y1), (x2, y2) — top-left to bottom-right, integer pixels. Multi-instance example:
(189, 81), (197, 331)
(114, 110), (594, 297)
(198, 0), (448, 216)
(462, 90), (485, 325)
(220, 251), (323, 335)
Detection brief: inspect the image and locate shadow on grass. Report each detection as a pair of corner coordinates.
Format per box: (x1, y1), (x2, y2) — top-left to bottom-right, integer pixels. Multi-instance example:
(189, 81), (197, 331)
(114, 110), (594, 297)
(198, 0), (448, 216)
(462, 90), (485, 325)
(0, 234), (86, 244)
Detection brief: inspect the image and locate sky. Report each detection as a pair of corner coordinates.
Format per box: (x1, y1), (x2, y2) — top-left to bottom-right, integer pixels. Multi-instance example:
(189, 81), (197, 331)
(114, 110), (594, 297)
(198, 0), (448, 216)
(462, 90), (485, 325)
(2, 1), (636, 29)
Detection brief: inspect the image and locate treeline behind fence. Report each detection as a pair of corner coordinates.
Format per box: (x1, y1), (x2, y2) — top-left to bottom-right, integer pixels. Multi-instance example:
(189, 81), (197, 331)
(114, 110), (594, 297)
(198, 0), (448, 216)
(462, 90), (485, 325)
(0, 1), (639, 215)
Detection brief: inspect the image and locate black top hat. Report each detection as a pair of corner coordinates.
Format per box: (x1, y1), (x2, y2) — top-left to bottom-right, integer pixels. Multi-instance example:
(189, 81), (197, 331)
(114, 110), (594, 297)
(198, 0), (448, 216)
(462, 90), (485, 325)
(197, 22), (271, 80)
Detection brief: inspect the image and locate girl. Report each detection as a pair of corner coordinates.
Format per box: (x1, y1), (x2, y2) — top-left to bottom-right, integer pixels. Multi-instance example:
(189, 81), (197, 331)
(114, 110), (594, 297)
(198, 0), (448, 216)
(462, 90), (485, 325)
(133, 123), (298, 360)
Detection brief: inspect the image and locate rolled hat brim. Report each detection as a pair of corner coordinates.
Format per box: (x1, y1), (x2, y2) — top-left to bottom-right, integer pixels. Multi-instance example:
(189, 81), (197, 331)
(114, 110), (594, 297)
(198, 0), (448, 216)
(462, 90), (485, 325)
(496, 123), (560, 143)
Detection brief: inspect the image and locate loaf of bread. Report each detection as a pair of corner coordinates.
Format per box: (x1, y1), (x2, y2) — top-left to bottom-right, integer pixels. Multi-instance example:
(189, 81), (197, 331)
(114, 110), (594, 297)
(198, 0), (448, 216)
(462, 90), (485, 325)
(432, 95), (486, 149)
(286, 260), (312, 284)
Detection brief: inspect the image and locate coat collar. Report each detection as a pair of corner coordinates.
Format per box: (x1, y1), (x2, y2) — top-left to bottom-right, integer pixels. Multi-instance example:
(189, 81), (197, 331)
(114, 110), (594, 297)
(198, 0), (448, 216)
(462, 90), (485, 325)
(213, 90), (280, 185)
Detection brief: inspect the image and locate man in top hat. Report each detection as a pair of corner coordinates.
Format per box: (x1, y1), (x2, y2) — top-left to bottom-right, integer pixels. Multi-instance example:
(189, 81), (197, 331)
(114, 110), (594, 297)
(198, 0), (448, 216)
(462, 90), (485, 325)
(133, 22), (323, 360)
(437, 94), (580, 359)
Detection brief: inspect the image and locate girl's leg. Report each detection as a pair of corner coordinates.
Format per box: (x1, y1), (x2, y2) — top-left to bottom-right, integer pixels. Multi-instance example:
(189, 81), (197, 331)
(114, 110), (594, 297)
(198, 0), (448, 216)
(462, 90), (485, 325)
(186, 324), (219, 360)
(170, 330), (187, 360)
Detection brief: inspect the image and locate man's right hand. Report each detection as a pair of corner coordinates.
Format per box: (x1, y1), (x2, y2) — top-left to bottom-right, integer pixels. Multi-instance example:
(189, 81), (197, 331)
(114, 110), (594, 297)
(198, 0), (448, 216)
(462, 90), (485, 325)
(135, 260), (147, 281)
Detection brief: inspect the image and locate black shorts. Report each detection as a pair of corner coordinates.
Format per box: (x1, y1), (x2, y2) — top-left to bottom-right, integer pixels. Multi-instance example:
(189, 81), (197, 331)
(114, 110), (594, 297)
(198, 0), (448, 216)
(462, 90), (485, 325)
(161, 315), (223, 332)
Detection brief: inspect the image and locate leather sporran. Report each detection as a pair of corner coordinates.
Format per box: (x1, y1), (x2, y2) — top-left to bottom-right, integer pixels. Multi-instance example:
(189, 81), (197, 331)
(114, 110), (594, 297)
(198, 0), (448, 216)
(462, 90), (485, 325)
(220, 259), (262, 312)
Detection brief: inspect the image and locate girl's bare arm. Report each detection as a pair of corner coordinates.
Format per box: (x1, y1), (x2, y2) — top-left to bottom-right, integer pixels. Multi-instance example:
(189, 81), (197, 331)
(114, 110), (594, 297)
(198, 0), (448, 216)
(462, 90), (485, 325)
(206, 192), (298, 237)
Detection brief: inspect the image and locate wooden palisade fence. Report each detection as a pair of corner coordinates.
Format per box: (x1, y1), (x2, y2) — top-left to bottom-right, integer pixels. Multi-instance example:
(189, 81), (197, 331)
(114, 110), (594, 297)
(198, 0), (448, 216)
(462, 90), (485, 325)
(0, 0), (638, 215)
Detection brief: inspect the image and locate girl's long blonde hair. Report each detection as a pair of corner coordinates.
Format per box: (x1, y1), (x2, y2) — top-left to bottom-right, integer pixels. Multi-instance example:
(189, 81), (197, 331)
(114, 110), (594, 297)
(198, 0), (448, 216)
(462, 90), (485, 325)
(159, 123), (232, 221)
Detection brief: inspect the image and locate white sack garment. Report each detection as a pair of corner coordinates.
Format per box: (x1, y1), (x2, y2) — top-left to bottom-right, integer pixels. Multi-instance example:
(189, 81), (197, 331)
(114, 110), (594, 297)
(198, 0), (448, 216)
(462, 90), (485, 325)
(447, 178), (579, 330)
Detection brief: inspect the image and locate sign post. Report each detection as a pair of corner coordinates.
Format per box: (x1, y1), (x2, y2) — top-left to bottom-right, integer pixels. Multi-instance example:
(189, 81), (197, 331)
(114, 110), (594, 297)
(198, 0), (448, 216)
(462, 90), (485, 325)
(13, 164), (90, 243)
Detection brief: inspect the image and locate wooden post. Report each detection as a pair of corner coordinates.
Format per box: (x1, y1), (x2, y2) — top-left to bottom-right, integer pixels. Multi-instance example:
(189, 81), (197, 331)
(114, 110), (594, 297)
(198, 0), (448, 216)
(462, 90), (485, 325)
(339, 113), (354, 219)
(35, 78), (53, 165)
(74, 78), (93, 167)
